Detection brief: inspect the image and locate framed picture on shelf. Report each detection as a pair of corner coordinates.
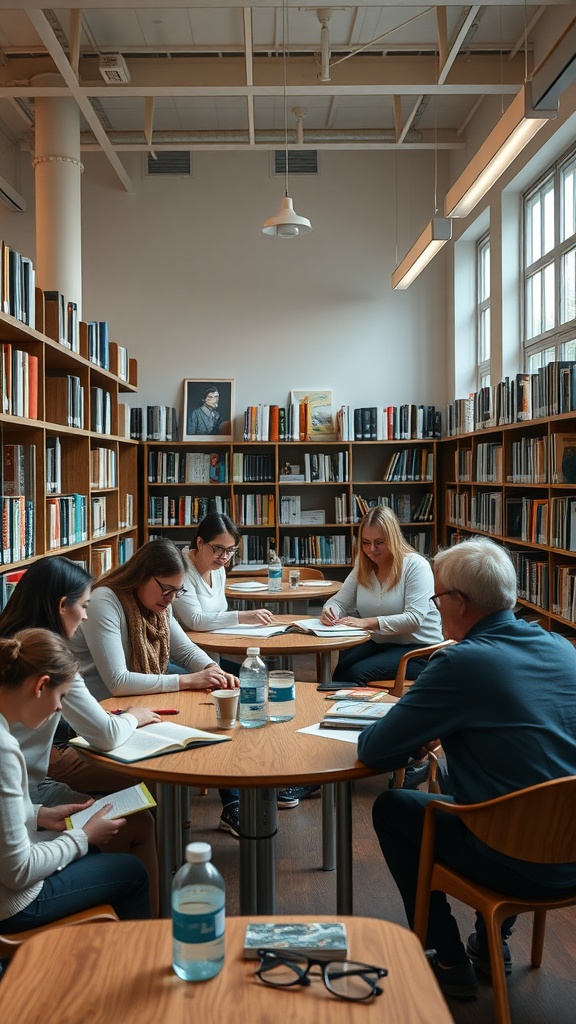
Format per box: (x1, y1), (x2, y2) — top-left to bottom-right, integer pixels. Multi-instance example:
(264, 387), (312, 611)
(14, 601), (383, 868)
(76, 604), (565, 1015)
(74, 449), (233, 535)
(182, 378), (234, 441)
(290, 389), (335, 441)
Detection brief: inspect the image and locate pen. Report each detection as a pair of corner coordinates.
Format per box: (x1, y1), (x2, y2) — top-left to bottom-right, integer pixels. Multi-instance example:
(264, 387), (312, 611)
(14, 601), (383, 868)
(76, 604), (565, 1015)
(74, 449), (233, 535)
(111, 709), (180, 715)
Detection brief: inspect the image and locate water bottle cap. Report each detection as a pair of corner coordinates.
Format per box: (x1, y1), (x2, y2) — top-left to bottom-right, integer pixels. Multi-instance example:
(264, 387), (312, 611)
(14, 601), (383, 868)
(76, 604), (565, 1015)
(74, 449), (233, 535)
(185, 842), (212, 863)
(246, 647), (260, 655)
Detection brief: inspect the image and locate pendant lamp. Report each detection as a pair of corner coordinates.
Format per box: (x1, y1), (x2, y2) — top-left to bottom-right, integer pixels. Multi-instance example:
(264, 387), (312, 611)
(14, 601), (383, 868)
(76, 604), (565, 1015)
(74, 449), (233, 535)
(262, 1), (312, 238)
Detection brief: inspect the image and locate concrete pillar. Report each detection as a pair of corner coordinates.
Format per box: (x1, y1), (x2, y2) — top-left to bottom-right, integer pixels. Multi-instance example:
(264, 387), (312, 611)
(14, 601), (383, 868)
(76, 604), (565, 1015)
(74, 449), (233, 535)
(33, 85), (83, 316)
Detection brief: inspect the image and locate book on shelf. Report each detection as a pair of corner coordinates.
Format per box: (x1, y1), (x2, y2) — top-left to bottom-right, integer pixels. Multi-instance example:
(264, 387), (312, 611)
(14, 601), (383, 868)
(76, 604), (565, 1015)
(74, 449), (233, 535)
(43, 290), (68, 346)
(69, 721), (231, 763)
(243, 921), (348, 960)
(323, 700), (396, 721)
(65, 783), (156, 829)
(551, 434), (576, 484)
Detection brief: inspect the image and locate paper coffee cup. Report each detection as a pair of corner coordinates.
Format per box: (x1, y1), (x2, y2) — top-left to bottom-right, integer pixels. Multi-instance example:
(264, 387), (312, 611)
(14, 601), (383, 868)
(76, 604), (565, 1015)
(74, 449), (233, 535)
(212, 689), (239, 729)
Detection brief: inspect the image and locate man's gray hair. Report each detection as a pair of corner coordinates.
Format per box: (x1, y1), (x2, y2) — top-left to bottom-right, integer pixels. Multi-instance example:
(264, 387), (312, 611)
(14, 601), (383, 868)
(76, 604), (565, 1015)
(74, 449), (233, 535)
(433, 537), (517, 612)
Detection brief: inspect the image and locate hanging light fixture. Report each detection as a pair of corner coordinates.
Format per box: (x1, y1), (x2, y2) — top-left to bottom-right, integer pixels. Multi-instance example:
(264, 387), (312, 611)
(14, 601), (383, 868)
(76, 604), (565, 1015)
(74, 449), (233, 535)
(262, 0), (312, 238)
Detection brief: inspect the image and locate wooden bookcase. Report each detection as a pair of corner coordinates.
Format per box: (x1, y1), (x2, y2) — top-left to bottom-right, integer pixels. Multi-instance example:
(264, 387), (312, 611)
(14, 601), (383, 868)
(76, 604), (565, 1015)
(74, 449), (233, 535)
(0, 305), (138, 594)
(439, 412), (576, 638)
(141, 438), (438, 571)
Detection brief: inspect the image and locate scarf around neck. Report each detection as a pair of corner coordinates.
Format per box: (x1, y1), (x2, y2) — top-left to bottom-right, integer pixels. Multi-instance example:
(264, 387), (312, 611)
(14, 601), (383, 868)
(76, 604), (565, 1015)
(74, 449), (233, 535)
(116, 589), (170, 675)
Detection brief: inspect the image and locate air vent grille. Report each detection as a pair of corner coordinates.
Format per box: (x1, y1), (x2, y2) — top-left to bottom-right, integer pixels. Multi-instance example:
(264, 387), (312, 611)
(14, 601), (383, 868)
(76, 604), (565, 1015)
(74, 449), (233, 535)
(274, 151), (318, 175)
(147, 152), (191, 175)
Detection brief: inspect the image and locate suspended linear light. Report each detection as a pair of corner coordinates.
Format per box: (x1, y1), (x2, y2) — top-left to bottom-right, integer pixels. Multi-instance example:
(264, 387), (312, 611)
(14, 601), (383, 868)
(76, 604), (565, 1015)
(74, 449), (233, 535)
(262, 0), (312, 238)
(391, 217), (452, 290)
(444, 83), (557, 219)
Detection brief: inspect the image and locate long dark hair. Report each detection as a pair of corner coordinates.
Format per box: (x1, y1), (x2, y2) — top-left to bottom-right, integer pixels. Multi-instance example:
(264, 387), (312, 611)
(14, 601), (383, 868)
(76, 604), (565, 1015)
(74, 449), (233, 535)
(0, 556), (93, 638)
(192, 513), (240, 551)
(93, 538), (187, 594)
(0, 628), (79, 690)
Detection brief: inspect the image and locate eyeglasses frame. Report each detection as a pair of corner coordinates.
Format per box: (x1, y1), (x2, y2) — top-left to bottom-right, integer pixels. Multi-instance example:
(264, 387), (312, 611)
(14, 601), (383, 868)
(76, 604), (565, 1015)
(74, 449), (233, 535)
(207, 542), (239, 560)
(430, 589), (468, 608)
(255, 948), (387, 1002)
(152, 576), (187, 599)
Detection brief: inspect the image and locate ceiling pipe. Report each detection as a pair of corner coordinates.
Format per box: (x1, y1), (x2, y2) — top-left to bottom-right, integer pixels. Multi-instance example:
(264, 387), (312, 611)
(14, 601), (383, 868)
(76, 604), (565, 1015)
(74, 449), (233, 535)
(78, 128), (424, 146)
(317, 9), (331, 83)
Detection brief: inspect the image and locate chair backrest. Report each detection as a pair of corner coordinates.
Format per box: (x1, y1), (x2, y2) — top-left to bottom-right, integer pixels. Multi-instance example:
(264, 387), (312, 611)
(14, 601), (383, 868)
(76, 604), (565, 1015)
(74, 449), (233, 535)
(431, 775), (576, 864)
(390, 640), (456, 696)
(282, 566), (325, 581)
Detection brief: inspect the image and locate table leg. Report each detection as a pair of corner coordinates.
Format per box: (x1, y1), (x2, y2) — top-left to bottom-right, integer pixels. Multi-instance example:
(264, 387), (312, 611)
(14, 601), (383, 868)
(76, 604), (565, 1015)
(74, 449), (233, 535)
(317, 651), (332, 684)
(321, 783), (336, 871)
(335, 780), (353, 914)
(239, 787), (277, 914)
(157, 782), (178, 918)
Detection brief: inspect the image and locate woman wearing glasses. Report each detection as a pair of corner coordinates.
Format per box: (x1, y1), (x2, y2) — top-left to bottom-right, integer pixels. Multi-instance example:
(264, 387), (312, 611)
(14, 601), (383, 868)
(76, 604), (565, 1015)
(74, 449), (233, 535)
(172, 513), (274, 661)
(70, 537), (236, 701)
(321, 506), (442, 686)
(69, 538), (239, 837)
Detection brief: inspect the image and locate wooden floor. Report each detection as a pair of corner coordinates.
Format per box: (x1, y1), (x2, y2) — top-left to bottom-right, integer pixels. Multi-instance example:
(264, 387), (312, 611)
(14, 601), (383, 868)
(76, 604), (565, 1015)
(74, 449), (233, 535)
(184, 649), (576, 1024)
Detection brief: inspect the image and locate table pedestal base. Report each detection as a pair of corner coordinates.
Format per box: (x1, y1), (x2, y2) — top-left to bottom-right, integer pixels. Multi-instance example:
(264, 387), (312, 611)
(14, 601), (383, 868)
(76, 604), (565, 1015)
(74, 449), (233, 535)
(239, 788), (277, 914)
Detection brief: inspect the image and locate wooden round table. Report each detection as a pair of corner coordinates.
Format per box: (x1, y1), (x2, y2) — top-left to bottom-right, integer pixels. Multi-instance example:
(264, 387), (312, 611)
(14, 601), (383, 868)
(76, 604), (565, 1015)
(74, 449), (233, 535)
(83, 686), (390, 918)
(187, 613), (369, 684)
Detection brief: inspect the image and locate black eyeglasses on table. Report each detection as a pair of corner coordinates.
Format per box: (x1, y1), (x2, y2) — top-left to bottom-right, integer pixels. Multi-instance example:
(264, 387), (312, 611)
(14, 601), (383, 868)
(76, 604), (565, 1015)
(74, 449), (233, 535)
(255, 948), (387, 1001)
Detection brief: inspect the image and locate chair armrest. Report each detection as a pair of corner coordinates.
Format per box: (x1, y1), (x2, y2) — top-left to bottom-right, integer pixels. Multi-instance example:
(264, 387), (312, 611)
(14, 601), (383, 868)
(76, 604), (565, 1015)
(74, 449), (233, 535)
(391, 639), (456, 697)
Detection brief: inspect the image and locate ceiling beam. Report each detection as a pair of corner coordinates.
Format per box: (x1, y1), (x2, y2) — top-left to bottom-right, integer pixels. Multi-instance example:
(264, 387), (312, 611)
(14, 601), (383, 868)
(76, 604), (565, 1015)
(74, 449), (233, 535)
(438, 5), (481, 86)
(398, 94), (424, 144)
(243, 7), (255, 145)
(25, 8), (133, 191)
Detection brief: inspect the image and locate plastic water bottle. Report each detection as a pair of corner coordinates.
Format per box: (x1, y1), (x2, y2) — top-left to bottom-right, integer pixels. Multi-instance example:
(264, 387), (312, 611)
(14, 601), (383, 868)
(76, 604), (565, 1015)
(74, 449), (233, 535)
(268, 547), (282, 592)
(268, 670), (296, 721)
(238, 646), (268, 728)
(172, 841), (225, 981)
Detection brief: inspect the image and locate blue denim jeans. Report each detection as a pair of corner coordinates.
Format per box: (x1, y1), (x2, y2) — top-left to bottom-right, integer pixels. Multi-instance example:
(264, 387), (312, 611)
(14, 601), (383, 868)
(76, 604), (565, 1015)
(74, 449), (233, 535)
(0, 851), (151, 932)
(333, 640), (429, 685)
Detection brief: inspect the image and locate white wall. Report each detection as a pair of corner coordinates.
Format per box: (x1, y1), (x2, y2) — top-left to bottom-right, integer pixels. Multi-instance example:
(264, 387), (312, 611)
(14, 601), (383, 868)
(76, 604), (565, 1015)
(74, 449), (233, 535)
(3, 146), (450, 437)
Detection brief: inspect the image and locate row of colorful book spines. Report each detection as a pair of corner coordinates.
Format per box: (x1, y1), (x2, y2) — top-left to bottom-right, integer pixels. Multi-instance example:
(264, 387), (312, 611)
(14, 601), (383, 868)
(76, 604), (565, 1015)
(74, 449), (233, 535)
(0, 345), (39, 419)
(0, 497), (34, 564)
(130, 407), (179, 441)
(448, 363), (576, 434)
(147, 495), (230, 526)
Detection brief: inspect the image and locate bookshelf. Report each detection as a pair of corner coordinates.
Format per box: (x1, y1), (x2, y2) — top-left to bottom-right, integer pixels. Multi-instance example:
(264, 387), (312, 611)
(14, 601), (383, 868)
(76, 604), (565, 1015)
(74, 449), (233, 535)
(141, 438), (438, 570)
(439, 412), (576, 638)
(0, 300), (138, 597)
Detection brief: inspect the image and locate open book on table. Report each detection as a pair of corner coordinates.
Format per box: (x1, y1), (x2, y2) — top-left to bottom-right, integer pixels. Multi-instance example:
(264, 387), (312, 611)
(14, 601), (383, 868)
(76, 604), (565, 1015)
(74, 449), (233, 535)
(210, 618), (368, 638)
(65, 782), (156, 829)
(70, 721), (231, 763)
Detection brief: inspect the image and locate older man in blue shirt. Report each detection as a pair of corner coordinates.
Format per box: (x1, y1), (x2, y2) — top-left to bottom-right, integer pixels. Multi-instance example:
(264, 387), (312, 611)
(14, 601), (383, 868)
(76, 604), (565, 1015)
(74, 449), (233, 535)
(358, 537), (576, 999)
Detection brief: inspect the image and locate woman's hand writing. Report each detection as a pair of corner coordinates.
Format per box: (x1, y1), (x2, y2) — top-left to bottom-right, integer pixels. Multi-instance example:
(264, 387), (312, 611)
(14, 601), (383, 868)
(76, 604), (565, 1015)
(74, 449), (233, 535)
(320, 607), (339, 626)
(179, 664), (239, 690)
(82, 805), (126, 845)
(37, 800), (94, 833)
(239, 609), (274, 625)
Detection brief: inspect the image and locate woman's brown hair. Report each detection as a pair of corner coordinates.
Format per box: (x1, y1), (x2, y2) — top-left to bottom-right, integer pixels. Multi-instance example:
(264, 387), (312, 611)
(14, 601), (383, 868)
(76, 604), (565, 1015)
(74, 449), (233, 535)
(93, 538), (187, 594)
(0, 628), (79, 689)
(356, 506), (416, 589)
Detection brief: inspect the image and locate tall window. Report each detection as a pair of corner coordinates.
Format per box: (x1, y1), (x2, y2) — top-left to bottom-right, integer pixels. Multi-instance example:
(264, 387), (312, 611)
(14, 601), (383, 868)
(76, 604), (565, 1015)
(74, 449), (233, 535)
(477, 233), (490, 386)
(524, 148), (576, 372)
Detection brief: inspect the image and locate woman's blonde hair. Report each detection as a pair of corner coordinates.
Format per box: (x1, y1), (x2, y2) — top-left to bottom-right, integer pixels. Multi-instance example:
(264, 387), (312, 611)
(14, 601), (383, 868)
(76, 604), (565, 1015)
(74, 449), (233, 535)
(356, 506), (415, 588)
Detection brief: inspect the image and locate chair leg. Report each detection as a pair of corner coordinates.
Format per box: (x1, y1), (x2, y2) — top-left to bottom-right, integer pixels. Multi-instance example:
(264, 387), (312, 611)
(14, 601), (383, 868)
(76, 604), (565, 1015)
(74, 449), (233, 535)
(486, 910), (512, 1024)
(531, 910), (547, 967)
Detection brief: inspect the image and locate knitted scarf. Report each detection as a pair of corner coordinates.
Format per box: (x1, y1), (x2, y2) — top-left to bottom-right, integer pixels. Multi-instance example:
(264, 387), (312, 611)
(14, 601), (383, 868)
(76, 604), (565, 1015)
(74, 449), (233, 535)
(116, 590), (170, 675)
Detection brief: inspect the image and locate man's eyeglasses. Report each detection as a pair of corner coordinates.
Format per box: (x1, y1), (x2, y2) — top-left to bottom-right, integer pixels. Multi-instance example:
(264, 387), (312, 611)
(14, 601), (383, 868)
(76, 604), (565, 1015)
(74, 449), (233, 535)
(153, 576), (187, 599)
(255, 949), (387, 1001)
(430, 589), (467, 608)
(207, 543), (238, 560)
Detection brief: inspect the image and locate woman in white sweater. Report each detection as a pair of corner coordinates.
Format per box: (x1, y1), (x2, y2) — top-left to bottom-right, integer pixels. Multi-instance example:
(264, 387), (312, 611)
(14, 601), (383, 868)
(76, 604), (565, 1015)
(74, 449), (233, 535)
(0, 628), (150, 931)
(172, 512), (274, 673)
(0, 556), (162, 916)
(321, 506), (443, 685)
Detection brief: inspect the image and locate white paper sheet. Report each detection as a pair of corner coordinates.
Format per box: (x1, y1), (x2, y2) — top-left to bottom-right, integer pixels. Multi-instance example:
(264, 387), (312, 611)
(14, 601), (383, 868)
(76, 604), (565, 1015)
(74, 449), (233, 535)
(298, 722), (360, 744)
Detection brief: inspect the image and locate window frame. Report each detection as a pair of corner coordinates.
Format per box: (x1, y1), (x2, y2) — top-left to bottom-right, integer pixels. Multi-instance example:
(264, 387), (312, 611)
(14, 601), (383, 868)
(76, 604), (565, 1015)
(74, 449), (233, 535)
(476, 232), (491, 387)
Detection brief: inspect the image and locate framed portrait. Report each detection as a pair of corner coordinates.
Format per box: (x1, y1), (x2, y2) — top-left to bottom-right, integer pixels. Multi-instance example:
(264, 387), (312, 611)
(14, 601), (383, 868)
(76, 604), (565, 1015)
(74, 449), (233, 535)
(182, 378), (234, 441)
(290, 389), (335, 441)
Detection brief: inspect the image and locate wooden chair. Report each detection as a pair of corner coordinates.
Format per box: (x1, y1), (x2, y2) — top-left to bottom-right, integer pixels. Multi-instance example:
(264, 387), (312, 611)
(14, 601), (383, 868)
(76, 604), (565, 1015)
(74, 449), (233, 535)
(413, 776), (576, 1024)
(0, 904), (119, 959)
(281, 566), (325, 581)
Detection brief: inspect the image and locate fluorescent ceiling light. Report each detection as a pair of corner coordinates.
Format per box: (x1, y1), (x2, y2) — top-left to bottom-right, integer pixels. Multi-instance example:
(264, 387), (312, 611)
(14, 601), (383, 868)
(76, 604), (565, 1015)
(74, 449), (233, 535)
(444, 84), (557, 219)
(391, 217), (452, 290)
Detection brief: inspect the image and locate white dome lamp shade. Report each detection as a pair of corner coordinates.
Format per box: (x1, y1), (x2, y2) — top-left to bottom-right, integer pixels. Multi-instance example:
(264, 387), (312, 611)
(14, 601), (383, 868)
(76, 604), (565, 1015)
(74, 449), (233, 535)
(262, 195), (312, 238)
(262, 0), (312, 239)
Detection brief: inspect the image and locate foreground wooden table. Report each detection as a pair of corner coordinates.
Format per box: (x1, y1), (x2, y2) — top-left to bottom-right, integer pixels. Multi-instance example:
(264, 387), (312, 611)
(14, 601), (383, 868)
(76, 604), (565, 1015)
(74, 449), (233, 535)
(189, 612), (369, 683)
(0, 917), (454, 1024)
(86, 686), (387, 916)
